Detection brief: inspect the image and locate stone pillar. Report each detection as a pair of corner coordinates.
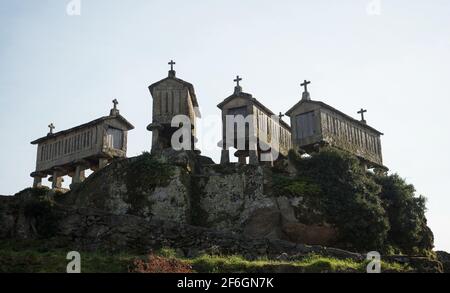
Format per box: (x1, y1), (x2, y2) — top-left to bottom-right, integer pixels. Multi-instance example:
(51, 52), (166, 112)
(360, 160), (368, 172)
(72, 165), (86, 185)
(51, 171), (63, 189)
(151, 129), (160, 153)
(99, 158), (109, 169)
(220, 149), (230, 164)
(238, 155), (247, 164)
(249, 141), (259, 165)
(32, 176), (42, 188)
(148, 123), (163, 154)
(249, 150), (259, 165)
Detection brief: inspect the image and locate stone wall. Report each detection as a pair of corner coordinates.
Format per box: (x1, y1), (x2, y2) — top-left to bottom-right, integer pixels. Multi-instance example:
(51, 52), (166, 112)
(54, 151), (338, 247)
(194, 164), (272, 230)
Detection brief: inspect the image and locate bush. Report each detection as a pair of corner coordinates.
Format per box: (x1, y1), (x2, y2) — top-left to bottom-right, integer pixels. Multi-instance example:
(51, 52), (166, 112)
(373, 174), (434, 255)
(284, 148), (434, 255)
(287, 148), (390, 251)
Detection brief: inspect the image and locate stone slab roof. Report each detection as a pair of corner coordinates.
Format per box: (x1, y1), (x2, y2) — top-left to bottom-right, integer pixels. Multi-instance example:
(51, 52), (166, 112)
(31, 114), (135, 145)
(286, 99), (383, 135)
(148, 75), (200, 116)
(217, 92), (291, 130)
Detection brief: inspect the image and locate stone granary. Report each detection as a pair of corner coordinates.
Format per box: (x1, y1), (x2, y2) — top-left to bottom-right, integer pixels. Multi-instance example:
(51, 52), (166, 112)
(286, 81), (387, 171)
(218, 76), (292, 165)
(30, 100), (134, 189)
(147, 60), (201, 154)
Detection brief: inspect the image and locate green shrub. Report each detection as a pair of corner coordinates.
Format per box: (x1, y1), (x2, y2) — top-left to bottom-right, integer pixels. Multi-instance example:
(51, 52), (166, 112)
(373, 174), (434, 255)
(285, 148), (434, 255)
(288, 148), (390, 251)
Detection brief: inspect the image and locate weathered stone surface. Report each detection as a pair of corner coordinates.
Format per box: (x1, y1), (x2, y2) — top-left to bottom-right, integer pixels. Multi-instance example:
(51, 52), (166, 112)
(243, 207), (283, 239)
(0, 196), (15, 239)
(198, 165), (275, 230)
(49, 152), (341, 247)
(61, 155), (192, 224)
(53, 204), (363, 261)
(385, 255), (444, 273)
(281, 222), (337, 246)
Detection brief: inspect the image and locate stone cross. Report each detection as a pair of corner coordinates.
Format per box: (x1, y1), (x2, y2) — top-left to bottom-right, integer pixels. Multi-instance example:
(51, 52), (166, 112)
(168, 60), (176, 71)
(112, 99), (119, 109)
(279, 112), (285, 120)
(358, 108), (367, 122)
(301, 80), (311, 92)
(234, 75), (242, 87)
(48, 123), (55, 134)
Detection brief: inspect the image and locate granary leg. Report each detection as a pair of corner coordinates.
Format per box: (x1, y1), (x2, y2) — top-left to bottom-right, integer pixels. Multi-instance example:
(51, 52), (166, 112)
(72, 165), (86, 184)
(51, 171), (63, 189)
(151, 129), (160, 153)
(220, 149), (230, 164)
(360, 160), (368, 172)
(98, 158), (109, 169)
(32, 176), (42, 188)
(148, 123), (163, 154)
(249, 142), (259, 165)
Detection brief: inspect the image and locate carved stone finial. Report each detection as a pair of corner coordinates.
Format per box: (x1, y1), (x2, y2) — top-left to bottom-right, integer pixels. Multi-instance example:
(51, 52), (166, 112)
(358, 108), (368, 124)
(48, 123), (55, 135)
(301, 80), (311, 101)
(168, 60), (176, 77)
(234, 75), (243, 94)
(110, 99), (120, 116)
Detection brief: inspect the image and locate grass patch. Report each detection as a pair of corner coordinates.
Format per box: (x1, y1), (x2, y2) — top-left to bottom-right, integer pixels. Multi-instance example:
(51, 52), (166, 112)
(0, 240), (411, 273)
(187, 254), (411, 273)
(0, 239), (133, 273)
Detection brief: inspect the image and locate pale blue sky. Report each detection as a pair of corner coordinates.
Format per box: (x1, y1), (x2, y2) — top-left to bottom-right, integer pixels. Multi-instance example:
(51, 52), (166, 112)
(0, 0), (449, 251)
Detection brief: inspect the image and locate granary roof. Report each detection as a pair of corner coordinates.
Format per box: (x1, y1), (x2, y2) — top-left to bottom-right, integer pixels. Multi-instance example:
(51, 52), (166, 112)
(217, 91), (291, 130)
(30, 114), (135, 145)
(285, 99), (383, 135)
(148, 71), (201, 117)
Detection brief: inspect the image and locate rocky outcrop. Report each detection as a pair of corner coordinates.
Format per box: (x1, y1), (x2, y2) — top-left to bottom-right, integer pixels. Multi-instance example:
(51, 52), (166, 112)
(0, 188), (445, 273)
(0, 196), (15, 239)
(61, 154), (192, 224)
(55, 205), (359, 262)
(56, 151), (338, 247)
(436, 251), (450, 273)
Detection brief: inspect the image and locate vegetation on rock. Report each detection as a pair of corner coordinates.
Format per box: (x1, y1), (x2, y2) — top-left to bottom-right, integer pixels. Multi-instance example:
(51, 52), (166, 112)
(125, 152), (174, 215)
(277, 147), (433, 255)
(374, 174), (434, 255)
